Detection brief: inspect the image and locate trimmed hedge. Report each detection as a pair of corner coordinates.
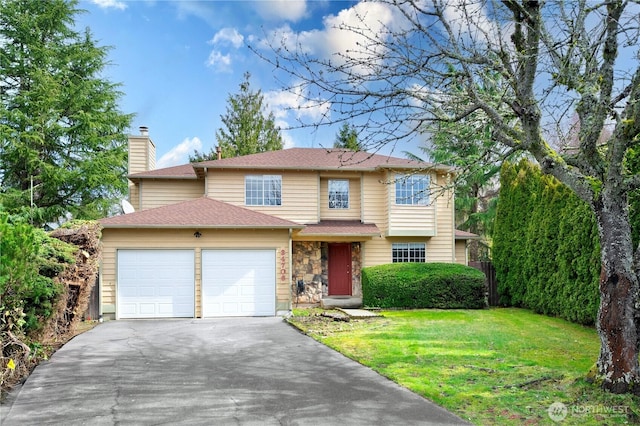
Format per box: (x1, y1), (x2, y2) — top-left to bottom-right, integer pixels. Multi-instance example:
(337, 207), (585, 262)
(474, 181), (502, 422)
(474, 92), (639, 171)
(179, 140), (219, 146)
(362, 262), (486, 309)
(492, 160), (601, 325)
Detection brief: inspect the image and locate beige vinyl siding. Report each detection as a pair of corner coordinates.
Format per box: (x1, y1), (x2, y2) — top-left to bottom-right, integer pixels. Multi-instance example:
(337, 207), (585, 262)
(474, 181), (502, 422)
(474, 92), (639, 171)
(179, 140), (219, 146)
(388, 172), (437, 236)
(100, 228), (291, 318)
(139, 179), (204, 210)
(360, 171), (389, 268)
(362, 237), (392, 267)
(319, 177), (361, 220)
(361, 172), (388, 229)
(207, 170), (318, 223)
(363, 172), (455, 267)
(128, 135), (155, 174)
(455, 240), (468, 265)
(128, 183), (140, 211)
(206, 169), (244, 204)
(387, 205), (436, 235)
(427, 173), (455, 262)
(362, 236), (430, 267)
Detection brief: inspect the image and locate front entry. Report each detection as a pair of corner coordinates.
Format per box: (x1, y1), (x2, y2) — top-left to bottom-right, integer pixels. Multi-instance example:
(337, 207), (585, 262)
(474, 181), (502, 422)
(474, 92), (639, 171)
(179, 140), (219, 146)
(328, 243), (352, 295)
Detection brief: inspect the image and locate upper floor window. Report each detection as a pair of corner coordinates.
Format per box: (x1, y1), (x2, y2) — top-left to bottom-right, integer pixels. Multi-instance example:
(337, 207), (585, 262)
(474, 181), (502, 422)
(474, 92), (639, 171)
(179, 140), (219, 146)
(328, 179), (349, 209)
(395, 174), (430, 205)
(245, 175), (281, 206)
(392, 243), (426, 263)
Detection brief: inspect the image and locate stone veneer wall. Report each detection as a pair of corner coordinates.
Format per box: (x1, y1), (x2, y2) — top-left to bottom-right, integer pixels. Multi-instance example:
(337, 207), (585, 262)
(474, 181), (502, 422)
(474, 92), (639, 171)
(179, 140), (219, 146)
(292, 241), (363, 304)
(291, 241), (325, 304)
(350, 242), (362, 297)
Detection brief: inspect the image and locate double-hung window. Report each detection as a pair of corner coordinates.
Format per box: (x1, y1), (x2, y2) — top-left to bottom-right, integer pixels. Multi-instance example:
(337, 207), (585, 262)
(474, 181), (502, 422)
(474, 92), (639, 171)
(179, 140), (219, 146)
(395, 174), (430, 205)
(392, 243), (426, 263)
(328, 179), (349, 209)
(245, 175), (282, 206)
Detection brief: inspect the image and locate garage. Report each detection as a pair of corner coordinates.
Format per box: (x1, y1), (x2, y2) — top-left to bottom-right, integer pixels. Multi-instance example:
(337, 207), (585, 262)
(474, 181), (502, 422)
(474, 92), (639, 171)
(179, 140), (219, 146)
(117, 250), (195, 318)
(202, 250), (276, 317)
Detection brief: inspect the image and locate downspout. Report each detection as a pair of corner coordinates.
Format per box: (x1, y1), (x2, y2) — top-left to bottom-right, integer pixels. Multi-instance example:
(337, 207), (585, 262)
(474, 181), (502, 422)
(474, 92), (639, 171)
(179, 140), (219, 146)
(98, 261), (103, 322)
(360, 172), (364, 223)
(450, 172), (456, 263)
(316, 171), (320, 222)
(204, 167), (208, 196)
(138, 181), (143, 211)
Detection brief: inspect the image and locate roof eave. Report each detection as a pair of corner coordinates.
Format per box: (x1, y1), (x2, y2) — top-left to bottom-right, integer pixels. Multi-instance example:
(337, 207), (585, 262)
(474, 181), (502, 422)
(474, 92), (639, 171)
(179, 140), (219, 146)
(192, 164), (380, 172)
(128, 175), (198, 181)
(375, 164), (453, 172)
(101, 224), (305, 230)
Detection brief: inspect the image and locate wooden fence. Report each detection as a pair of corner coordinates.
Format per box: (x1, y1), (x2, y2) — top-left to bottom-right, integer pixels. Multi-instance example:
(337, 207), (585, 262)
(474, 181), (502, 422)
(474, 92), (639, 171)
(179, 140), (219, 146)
(469, 261), (499, 306)
(83, 276), (100, 321)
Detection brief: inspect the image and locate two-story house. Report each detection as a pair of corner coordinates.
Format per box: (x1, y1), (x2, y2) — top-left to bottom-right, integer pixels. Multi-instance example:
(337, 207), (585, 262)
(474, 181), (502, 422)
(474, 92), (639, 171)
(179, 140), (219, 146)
(99, 128), (474, 319)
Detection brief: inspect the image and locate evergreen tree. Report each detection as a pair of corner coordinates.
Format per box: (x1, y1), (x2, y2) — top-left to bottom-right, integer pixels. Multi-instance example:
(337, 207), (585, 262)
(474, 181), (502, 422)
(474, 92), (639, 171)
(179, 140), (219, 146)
(191, 72), (282, 161)
(334, 123), (363, 151)
(0, 0), (133, 226)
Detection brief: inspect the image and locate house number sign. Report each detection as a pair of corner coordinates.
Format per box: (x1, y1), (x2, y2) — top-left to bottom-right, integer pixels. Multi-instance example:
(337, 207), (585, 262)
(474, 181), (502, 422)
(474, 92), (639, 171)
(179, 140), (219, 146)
(279, 249), (287, 281)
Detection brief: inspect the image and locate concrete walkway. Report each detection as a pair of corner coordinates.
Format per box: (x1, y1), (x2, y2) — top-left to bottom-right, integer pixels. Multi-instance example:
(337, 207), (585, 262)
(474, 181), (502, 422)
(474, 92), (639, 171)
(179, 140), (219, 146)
(1, 318), (468, 425)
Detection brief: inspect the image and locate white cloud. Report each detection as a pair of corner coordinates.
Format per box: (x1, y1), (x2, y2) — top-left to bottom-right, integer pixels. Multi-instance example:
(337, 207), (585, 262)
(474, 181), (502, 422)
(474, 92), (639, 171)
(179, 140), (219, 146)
(254, 0), (308, 22)
(265, 87), (331, 122)
(258, 2), (403, 72)
(206, 28), (244, 72)
(91, 0), (127, 11)
(157, 137), (202, 168)
(440, 1), (503, 46)
(279, 127), (296, 149)
(206, 50), (233, 72)
(174, 1), (217, 26)
(210, 28), (244, 48)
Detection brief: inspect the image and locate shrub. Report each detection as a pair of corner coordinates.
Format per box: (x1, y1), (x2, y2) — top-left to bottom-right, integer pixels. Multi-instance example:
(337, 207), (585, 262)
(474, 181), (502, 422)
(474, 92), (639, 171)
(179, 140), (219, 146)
(0, 213), (76, 335)
(493, 160), (601, 325)
(362, 262), (486, 309)
(1, 212), (79, 394)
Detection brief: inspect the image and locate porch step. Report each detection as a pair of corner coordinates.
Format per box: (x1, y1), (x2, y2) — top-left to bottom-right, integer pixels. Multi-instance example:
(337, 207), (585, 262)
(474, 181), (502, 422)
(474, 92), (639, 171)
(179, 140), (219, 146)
(321, 297), (363, 309)
(337, 308), (382, 319)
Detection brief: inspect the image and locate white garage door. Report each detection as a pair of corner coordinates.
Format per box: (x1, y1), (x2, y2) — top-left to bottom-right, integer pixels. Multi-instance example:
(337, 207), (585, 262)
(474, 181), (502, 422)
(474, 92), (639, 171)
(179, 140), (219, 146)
(202, 250), (276, 317)
(118, 250), (195, 318)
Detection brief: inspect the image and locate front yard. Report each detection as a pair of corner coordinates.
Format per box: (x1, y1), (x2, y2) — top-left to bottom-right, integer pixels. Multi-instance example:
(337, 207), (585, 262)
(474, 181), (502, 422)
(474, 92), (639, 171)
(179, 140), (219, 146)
(288, 308), (639, 425)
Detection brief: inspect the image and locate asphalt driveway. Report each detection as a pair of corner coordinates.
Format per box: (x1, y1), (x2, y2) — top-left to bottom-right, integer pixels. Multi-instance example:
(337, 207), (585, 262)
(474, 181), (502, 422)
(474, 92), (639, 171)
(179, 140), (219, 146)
(2, 318), (467, 425)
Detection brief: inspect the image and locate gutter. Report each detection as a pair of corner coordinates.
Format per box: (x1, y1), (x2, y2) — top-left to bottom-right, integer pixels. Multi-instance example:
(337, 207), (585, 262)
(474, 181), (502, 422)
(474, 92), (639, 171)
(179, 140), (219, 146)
(100, 224), (306, 230)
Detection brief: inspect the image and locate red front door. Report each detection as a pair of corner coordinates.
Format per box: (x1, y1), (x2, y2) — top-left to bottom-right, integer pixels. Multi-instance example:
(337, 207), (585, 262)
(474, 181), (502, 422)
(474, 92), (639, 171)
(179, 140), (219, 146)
(328, 243), (352, 295)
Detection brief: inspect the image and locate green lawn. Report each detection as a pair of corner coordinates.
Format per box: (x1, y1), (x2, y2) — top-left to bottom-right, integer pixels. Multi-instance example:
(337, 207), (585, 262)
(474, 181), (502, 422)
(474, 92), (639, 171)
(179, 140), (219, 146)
(288, 308), (639, 425)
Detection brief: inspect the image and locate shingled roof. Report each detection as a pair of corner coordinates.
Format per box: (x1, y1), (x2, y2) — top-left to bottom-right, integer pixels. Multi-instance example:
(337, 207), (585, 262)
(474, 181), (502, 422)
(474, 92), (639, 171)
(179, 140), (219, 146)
(100, 197), (303, 229)
(193, 148), (442, 173)
(128, 164), (196, 179)
(296, 220), (380, 238)
(455, 229), (480, 239)
(127, 148), (451, 180)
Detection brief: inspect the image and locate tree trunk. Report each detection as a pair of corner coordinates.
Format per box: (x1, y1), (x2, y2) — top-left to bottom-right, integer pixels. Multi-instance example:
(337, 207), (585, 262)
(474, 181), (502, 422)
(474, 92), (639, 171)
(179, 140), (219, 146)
(594, 193), (640, 394)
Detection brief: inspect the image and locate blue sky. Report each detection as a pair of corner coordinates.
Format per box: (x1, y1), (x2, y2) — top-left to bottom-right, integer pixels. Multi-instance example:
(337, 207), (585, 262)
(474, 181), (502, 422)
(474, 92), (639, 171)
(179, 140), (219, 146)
(76, 0), (366, 168)
(76, 1), (639, 169)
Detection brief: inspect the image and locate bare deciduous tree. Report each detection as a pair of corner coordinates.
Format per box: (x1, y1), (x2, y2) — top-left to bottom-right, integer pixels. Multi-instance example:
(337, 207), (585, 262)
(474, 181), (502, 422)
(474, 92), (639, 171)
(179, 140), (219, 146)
(255, 0), (640, 394)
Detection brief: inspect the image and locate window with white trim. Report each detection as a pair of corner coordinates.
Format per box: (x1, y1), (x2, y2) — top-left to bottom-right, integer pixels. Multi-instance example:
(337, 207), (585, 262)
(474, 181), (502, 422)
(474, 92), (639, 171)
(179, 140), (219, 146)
(392, 243), (426, 263)
(395, 174), (430, 205)
(245, 175), (282, 206)
(328, 179), (349, 209)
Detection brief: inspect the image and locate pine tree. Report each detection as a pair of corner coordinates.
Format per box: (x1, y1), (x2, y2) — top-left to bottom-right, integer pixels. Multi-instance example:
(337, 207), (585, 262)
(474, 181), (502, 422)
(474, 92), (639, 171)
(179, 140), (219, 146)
(191, 72), (283, 161)
(334, 123), (363, 151)
(0, 0), (133, 225)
